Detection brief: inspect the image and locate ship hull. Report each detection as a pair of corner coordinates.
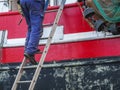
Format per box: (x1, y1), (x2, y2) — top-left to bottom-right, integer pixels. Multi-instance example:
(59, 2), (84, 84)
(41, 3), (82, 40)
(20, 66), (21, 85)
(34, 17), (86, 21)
(0, 3), (120, 90)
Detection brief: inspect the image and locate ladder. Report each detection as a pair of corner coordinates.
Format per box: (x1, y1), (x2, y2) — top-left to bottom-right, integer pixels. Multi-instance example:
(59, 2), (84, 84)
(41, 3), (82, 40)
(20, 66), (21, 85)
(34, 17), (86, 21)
(11, 0), (66, 90)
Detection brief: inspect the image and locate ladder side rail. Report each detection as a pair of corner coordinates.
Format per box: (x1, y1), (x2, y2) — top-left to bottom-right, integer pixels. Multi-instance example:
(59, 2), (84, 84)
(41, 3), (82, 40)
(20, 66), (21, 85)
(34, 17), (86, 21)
(11, 57), (27, 90)
(11, 0), (50, 89)
(29, 0), (66, 90)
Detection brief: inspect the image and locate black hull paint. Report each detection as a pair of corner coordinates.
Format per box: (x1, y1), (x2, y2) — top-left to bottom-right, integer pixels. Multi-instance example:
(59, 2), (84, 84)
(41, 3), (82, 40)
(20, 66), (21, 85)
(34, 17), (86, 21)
(0, 56), (120, 90)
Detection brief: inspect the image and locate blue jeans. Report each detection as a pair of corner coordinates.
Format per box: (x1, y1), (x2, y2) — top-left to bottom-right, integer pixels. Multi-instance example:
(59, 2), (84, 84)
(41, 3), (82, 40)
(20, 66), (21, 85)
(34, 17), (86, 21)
(20, 0), (45, 55)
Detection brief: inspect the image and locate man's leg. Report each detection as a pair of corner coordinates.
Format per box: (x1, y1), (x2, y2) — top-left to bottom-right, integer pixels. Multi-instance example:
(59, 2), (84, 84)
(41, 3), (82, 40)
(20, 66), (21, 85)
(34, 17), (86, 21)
(25, 0), (45, 55)
(20, 0), (31, 51)
(20, 0), (38, 64)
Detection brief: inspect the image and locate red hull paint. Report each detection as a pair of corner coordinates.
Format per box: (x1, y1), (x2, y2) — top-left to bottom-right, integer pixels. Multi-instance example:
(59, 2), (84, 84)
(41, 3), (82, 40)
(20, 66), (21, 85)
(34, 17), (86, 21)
(1, 3), (120, 63)
(2, 38), (120, 63)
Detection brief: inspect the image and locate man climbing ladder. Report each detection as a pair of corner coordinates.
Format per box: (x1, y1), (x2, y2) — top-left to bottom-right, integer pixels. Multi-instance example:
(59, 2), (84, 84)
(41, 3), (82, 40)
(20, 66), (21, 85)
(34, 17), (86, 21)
(12, 0), (66, 90)
(18, 0), (45, 64)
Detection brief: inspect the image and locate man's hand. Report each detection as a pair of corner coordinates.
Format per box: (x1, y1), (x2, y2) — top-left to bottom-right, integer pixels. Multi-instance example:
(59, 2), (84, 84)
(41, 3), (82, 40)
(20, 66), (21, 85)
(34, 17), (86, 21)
(17, 0), (24, 16)
(17, 4), (24, 16)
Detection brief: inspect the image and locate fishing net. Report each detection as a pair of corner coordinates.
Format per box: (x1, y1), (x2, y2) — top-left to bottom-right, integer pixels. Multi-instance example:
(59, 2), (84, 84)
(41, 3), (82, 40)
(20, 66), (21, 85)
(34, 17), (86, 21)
(93, 0), (120, 23)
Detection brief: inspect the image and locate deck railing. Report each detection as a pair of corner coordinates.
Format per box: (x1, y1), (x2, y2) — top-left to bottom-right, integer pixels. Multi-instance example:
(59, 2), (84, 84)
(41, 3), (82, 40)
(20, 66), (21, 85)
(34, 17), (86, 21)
(0, 31), (6, 63)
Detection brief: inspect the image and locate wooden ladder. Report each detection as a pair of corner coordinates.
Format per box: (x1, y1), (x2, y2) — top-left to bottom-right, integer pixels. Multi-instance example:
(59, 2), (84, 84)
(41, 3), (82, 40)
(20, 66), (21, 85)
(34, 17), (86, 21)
(11, 0), (66, 90)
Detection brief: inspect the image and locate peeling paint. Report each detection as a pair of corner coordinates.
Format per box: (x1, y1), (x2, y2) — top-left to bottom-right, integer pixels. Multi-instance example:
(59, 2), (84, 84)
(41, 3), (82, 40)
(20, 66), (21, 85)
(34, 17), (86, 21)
(0, 57), (120, 90)
(54, 68), (66, 78)
(0, 71), (10, 82)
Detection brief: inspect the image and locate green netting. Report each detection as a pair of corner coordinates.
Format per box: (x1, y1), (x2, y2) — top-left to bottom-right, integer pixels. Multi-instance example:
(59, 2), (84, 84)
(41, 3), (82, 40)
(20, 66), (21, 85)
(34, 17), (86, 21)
(93, 0), (120, 23)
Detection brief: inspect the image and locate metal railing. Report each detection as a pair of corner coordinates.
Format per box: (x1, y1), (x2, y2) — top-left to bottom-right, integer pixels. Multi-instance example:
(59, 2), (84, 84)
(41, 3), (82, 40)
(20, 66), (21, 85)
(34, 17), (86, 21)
(0, 31), (6, 63)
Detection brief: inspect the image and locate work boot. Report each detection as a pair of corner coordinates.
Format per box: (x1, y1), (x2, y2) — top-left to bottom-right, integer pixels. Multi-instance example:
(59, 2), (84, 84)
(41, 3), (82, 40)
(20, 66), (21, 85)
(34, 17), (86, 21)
(35, 49), (42, 54)
(24, 53), (37, 65)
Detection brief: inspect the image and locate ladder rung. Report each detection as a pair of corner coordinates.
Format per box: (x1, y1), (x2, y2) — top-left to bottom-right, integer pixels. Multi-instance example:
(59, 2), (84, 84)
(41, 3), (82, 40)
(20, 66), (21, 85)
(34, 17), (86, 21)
(22, 65), (43, 69)
(41, 37), (49, 40)
(43, 23), (53, 27)
(45, 9), (58, 13)
(17, 80), (31, 84)
(22, 65), (37, 69)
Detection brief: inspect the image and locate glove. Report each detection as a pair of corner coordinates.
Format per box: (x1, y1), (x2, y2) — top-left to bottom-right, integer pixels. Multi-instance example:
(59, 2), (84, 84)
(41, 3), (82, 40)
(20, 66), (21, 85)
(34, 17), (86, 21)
(17, 0), (20, 4)
(17, 0), (24, 16)
(17, 4), (24, 16)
